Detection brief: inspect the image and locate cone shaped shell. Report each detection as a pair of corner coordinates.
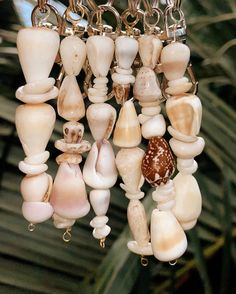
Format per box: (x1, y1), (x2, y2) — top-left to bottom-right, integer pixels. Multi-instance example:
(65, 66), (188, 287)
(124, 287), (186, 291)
(172, 173), (202, 229)
(133, 67), (162, 103)
(15, 103), (56, 157)
(113, 100), (141, 148)
(161, 42), (190, 81)
(86, 36), (114, 77)
(50, 162), (90, 219)
(87, 103), (117, 141)
(90, 189), (110, 216)
(53, 214), (75, 229)
(151, 209), (187, 262)
(83, 140), (117, 189)
(115, 36), (138, 69)
(17, 27), (60, 83)
(22, 202), (54, 223)
(60, 35), (86, 76)
(58, 75), (85, 121)
(116, 147), (144, 194)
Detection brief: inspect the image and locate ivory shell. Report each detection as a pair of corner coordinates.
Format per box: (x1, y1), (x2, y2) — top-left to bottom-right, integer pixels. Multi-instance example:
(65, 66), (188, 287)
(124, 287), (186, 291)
(169, 137), (205, 159)
(115, 36), (138, 69)
(53, 214), (75, 229)
(151, 209), (187, 262)
(17, 27), (60, 83)
(141, 114), (166, 139)
(22, 201), (54, 223)
(90, 189), (110, 216)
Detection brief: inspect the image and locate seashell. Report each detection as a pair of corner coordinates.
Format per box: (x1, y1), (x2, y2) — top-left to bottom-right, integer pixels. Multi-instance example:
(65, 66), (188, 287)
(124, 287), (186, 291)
(169, 137), (205, 159)
(90, 189), (110, 216)
(15, 103), (56, 157)
(57, 75), (85, 121)
(92, 225), (111, 239)
(168, 126), (197, 143)
(141, 114), (166, 139)
(112, 73), (135, 85)
(55, 139), (91, 154)
(116, 147), (144, 195)
(133, 67), (162, 103)
(22, 201), (54, 224)
(60, 35), (86, 76)
(113, 100), (141, 148)
(177, 158), (198, 174)
(172, 173), (202, 230)
(24, 151), (49, 165)
(115, 36), (138, 69)
(23, 78), (55, 95)
(113, 83), (130, 104)
(20, 172), (49, 202)
(50, 162), (90, 219)
(181, 219), (197, 231)
(53, 213), (76, 229)
(166, 82), (192, 96)
(18, 161), (48, 175)
(86, 103), (117, 141)
(138, 35), (163, 69)
(127, 200), (150, 247)
(141, 104), (161, 117)
(116, 67), (133, 75)
(86, 36), (114, 77)
(166, 94), (202, 137)
(127, 241), (153, 256)
(161, 42), (190, 81)
(151, 209), (187, 262)
(90, 216), (108, 228)
(63, 121), (84, 144)
(56, 153), (83, 165)
(17, 27), (60, 83)
(142, 137), (175, 186)
(83, 140), (117, 189)
(152, 180), (175, 211)
(16, 85), (58, 104)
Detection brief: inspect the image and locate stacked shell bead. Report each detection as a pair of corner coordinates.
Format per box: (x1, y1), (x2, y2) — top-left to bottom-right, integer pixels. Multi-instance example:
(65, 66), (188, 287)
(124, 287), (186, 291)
(15, 27), (60, 227)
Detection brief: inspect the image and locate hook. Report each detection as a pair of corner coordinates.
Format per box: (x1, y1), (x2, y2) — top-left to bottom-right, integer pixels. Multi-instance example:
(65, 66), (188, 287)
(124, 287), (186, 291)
(142, 0), (153, 15)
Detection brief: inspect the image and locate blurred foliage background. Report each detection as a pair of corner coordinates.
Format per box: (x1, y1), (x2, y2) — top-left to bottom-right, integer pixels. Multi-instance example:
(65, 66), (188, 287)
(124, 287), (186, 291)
(0, 0), (236, 293)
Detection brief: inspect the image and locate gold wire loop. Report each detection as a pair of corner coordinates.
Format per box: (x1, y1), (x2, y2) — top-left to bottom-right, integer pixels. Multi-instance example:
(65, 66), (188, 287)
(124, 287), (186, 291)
(142, 0), (153, 16)
(38, 0), (48, 12)
(187, 63), (199, 95)
(28, 223), (36, 232)
(100, 238), (106, 248)
(169, 259), (178, 266)
(63, 227), (72, 242)
(140, 255), (149, 267)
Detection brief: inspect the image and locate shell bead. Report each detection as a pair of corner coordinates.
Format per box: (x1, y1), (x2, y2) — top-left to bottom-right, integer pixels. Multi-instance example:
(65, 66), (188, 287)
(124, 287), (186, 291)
(22, 202), (54, 224)
(169, 137), (205, 159)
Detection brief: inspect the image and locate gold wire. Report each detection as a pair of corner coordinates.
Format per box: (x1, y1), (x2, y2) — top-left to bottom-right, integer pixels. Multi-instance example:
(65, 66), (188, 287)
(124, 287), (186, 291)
(28, 223), (36, 232)
(140, 255), (149, 267)
(63, 228), (72, 242)
(169, 259), (178, 266)
(100, 238), (106, 249)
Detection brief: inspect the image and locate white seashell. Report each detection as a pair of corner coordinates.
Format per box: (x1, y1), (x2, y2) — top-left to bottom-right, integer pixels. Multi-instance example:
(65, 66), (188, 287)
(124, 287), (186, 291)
(168, 126), (197, 143)
(16, 86), (58, 104)
(141, 114), (166, 139)
(157, 200), (175, 211)
(151, 209), (187, 262)
(60, 35), (86, 76)
(116, 147), (145, 195)
(161, 42), (190, 81)
(181, 219), (197, 230)
(22, 201), (54, 223)
(53, 213), (75, 229)
(90, 216), (108, 228)
(86, 103), (117, 141)
(138, 35), (163, 69)
(166, 82), (192, 95)
(83, 140), (117, 189)
(127, 241), (153, 256)
(127, 200), (150, 247)
(141, 105), (161, 116)
(115, 36), (138, 69)
(23, 78), (55, 94)
(113, 100), (141, 148)
(172, 173), (202, 230)
(17, 27), (60, 83)
(133, 67), (162, 102)
(169, 137), (205, 159)
(24, 151), (50, 165)
(177, 158), (198, 174)
(15, 103), (56, 157)
(57, 75), (85, 121)
(50, 162), (90, 219)
(86, 36), (114, 77)
(116, 67), (133, 75)
(92, 225), (111, 239)
(112, 73), (135, 85)
(90, 189), (110, 216)
(19, 161), (48, 175)
(20, 172), (49, 202)
(152, 180), (175, 203)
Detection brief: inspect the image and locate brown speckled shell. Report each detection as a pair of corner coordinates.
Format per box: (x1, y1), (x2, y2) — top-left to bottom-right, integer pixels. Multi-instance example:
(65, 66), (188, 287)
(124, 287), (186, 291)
(142, 137), (175, 186)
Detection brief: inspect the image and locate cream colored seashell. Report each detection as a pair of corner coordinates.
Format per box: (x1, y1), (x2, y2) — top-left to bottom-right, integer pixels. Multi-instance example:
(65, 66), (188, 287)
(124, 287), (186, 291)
(133, 67), (162, 102)
(16, 86), (58, 104)
(141, 105), (161, 116)
(17, 27), (60, 83)
(90, 189), (110, 216)
(177, 158), (198, 174)
(116, 147), (144, 195)
(157, 200), (175, 211)
(15, 103), (56, 157)
(169, 137), (205, 159)
(50, 162), (90, 219)
(20, 172), (49, 202)
(22, 201), (54, 223)
(87, 103), (117, 141)
(57, 75), (85, 121)
(152, 180), (175, 204)
(112, 73), (135, 85)
(92, 225), (111, 239)
(83, 140), (117, 189)
(166, 83), (192, 96)
(53, 213), (75, 229)
(127, 241), (153, 256)
(115, 36), (138, 69)
(86, 36), (114, 77)
(181, 219), (197, 230)
(161, 42), (190, 81)
(18, 161), (48, 175)
(128, 200), (150, 247)
(166, 95), (202, 137)
(90, 216), (108, 228)
(60, 35), (86, 76)
(113, 100), (141, 148)
(151, 209), (187, 262)
(24, 151), (49, 165)
(141, 114), (166, 139)
(168, 126), (197, 143)
(172, 173), (202, 230)
(23, 78), (55, 94)
(138, 35), (163, 69)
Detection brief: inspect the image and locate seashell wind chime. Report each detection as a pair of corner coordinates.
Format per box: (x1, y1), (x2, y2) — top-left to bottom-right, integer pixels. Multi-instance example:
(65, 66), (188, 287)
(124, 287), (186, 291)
(15, 0), (204, 265)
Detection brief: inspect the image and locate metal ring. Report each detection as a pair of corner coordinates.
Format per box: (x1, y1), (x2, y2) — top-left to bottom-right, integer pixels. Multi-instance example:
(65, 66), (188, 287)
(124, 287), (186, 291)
(144, 7), (163, 31)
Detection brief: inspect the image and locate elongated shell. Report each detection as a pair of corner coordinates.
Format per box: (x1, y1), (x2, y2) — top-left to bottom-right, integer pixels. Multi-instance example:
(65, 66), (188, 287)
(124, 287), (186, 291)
(22, 202), (54, 223)
(90, 189), (110, 216)
(115, 36), (138, 69)
(17, 27), (60, 83)
(151, 209), (187, 262)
